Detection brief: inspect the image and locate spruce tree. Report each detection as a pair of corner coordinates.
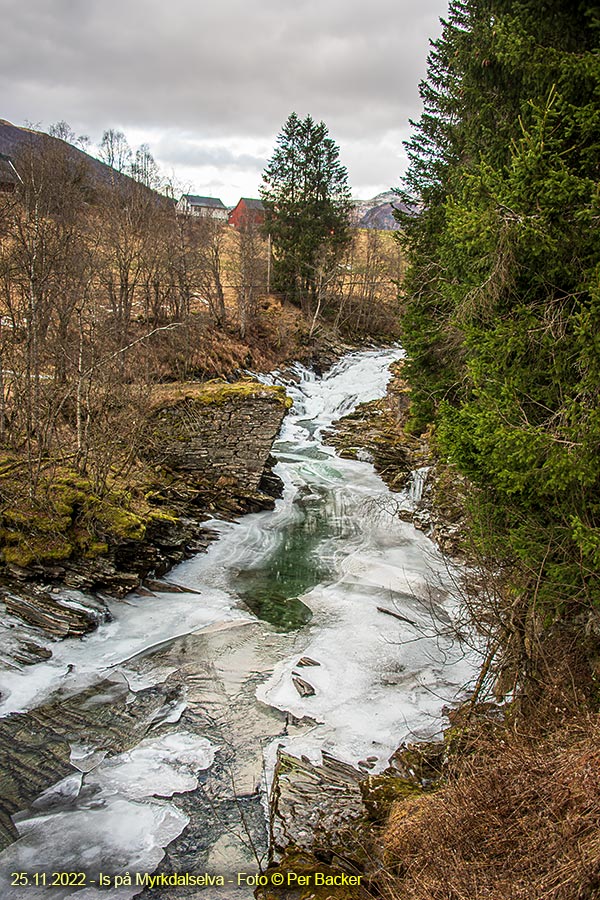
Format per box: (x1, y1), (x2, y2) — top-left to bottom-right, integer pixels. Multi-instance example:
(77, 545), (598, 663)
(398, 0), (600, 697)
(260, 113), (352, 305)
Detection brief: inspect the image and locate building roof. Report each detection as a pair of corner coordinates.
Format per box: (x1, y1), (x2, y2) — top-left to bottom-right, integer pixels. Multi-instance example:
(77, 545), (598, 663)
(238, 198), (264, 210)
(182, 194), (226, 209)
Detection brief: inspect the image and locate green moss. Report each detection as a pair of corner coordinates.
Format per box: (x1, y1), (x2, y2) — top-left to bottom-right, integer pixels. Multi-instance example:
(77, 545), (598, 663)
(152, 378), (292, 409)
(0, 461), (163, 571)
(3, 534), (73, 567)
(146, 508), (179, 525)
(94, 503), (146, 541)
(360, 774), (424, 823)
(80, 539), (109, 558)
(0, 472), (91, 564)
(2, 507), (71, 534)
(48, 478), (90, 518)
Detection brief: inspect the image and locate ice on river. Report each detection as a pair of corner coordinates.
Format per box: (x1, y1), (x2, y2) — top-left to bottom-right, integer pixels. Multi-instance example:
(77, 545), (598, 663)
(255, 465), (477, 770)
(0, 347), (479, 895)
(253, 350), (479, 769)
(0, 731), (215, 900)
(0, 584), (251, 716)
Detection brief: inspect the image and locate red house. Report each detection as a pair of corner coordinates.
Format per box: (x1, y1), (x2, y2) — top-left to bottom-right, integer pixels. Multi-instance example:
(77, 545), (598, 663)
(228, 197), (265, 229)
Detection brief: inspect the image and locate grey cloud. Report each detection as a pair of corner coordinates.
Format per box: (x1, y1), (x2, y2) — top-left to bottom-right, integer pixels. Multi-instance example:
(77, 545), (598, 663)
(154, 138), (266, 173)
(0, 0), (448, 198)
(1, 0), (446, 130)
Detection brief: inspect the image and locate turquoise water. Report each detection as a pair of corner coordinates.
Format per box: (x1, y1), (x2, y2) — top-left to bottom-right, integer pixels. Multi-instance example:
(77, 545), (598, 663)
(234, 490), (333, 630)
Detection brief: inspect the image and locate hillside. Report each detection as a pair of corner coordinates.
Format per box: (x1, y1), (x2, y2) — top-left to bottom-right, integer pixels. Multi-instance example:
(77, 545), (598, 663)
(0, 118), (145, 193)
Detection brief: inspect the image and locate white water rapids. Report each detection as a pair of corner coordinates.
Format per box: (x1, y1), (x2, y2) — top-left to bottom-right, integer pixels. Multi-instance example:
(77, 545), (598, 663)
(0, 348), (479, 899)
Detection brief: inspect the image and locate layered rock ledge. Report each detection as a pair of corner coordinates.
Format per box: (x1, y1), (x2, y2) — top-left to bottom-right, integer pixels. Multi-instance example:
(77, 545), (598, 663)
(147, 378), (292, 496)
(0, 378), (291, 645)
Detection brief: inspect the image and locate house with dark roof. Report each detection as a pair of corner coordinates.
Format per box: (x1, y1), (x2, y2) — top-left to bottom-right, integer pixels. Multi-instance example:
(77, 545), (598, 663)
(228, 197), (265, 229)
(176, 194), (228, 219)
(0, 152), (21, 193)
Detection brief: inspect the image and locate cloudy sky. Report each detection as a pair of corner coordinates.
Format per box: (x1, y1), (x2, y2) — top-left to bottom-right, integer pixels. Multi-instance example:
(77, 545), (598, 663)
(1, 0), (449, 204)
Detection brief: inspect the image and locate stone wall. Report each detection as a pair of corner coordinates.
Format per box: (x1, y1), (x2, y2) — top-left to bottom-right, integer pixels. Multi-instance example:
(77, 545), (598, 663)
(148, 380), (292, 495)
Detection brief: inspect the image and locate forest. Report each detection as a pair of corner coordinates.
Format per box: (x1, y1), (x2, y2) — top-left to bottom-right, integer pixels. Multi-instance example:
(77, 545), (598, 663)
(374, 1), (600, 897)
(398, 0), (600, 709)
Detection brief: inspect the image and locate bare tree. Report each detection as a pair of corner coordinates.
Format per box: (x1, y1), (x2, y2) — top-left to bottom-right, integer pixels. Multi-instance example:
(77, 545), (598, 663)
(196, 217), (227, 327)
(1, 137), (95, 485)
(332, 230), (403, 336)
(97, 178), (161, 340)
(234, 216), (267, 339)
(98, 129), (132, 173)
(131, 144), (162, 191)
(47, 120), (90, 150)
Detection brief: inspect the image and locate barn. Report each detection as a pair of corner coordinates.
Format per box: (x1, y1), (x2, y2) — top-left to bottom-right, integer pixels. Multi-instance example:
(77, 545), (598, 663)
(228, 197), (265, 229)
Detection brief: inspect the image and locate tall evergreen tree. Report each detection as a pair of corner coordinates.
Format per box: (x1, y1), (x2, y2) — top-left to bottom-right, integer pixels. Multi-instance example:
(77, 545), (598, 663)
(260, 113), (352, 305)
(397, 0), (600, 698)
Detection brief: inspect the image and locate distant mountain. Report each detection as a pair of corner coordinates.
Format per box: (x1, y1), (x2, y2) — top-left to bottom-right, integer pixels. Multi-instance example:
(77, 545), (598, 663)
(352, 190), (414, 231)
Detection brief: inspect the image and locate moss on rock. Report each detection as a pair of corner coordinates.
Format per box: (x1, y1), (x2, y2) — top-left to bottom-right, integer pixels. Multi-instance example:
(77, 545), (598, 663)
(2, 533), (74, 568)
(150, 377), (292, 410)
(360, 774), (424, 824)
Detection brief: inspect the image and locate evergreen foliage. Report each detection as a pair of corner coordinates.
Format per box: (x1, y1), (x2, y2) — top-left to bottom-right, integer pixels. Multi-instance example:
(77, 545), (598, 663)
(260, 113), (352, 304)
(397, 0), (600, 691)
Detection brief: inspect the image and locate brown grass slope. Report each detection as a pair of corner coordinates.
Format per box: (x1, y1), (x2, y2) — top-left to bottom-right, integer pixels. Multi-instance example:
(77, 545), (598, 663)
(381, 715), (600, 900)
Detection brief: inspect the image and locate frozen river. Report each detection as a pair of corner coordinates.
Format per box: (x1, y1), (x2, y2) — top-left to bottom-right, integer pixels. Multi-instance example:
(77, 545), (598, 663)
(0, 349), (478, 899)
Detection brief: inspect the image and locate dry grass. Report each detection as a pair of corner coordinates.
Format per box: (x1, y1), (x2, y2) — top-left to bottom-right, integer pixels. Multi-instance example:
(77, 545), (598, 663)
(380, 715), (600, 900)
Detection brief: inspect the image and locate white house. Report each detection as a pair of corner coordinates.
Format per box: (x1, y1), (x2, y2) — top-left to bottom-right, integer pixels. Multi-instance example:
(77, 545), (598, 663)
(176, 194), (228, 219)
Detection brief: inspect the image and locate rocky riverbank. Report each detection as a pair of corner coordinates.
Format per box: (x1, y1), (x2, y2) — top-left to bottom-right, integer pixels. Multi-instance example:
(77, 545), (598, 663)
(254, 358), (478, 899)
(0, 348), (480, 898)
(0, 378), (291, 659)
(256, 734), (451, 900)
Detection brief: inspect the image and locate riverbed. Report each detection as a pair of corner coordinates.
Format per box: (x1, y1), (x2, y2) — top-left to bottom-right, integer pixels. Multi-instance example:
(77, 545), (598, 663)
(0, 349), (478, 899)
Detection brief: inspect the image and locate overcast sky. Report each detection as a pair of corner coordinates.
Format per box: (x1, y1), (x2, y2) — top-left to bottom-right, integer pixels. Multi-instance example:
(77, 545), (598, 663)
(1, 0), (449, 204)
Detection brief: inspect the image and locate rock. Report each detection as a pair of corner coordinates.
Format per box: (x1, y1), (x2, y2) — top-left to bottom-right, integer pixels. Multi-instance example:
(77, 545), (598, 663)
(143, 578), (201, 594)
(13, 641), (53, 664)
(0, 715), (72, 850)
(292, 676), (316, 697)
(0, 674), (185, 850)
(0, 378), (291, 636)
(387, 740), (445, 786)
(297, 656), (320, 667)
(270, 750), (366, 865)
(147, 379), (291, 497)
(359, 772), (423, 824)
(1, 589), (104, 638)
(412, 510), (431, 531)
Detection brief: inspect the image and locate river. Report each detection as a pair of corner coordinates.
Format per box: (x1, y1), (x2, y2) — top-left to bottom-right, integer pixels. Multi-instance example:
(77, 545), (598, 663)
(0, 348), (478, 899)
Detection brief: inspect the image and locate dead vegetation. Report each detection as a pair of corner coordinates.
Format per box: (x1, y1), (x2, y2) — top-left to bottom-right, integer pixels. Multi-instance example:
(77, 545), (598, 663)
(378, 713), (600, 900)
